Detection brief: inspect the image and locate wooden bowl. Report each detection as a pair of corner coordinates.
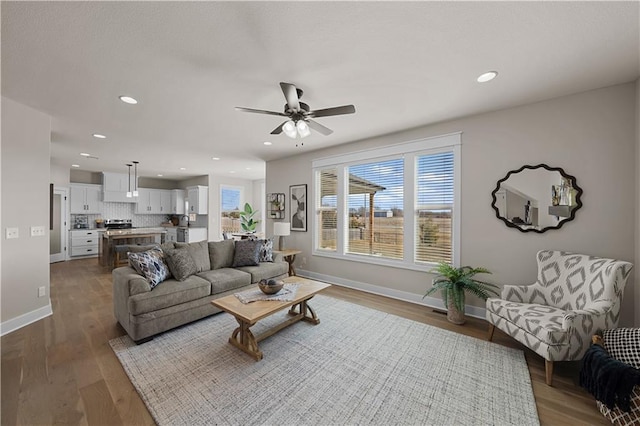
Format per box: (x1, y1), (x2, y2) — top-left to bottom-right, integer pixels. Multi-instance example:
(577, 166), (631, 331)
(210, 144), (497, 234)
(258, 280), (284, 295)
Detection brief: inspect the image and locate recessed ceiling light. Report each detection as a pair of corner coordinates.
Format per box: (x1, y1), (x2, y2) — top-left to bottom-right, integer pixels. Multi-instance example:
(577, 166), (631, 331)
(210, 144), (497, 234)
(157, 174), (163, 177)
(92, 133), (106, 139)
(245, 167), (251, 170)
(263, 142), (272, 146)
(212, 157), (220, 160)
(80, 152), (91, 157)
(180, 167), (186, 171)
(477, 71), (498, 83)
(229, 171), (236, 174)
(71, 164), (80, 168)
(119, 95), (138, 104)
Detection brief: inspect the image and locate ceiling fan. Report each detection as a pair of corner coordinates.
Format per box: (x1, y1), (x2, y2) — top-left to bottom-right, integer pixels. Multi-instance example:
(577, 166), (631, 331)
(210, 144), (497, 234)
(235, 82), (356, 139)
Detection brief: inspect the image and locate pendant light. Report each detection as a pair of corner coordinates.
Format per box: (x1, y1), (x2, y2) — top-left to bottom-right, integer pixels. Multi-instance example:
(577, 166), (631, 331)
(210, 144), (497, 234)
(126, 164), (133, 198)
(132, 161), (139, 197)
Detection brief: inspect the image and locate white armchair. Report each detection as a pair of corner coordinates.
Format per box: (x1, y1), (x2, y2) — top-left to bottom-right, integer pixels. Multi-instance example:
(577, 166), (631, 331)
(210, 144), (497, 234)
(486, 250), (633, 385)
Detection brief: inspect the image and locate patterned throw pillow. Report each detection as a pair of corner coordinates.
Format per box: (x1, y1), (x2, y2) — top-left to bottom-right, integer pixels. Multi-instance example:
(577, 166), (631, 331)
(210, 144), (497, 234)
(258, 239), (273, 262)
(128, 248), (171, 289)
(164, 248), (198, 281)
(232, 239), (261, 267)
(603, 328), (640, 369)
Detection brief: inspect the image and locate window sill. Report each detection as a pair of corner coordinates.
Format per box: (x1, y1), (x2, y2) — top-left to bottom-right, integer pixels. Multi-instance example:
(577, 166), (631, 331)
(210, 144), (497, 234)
(312, 249), (436, 273)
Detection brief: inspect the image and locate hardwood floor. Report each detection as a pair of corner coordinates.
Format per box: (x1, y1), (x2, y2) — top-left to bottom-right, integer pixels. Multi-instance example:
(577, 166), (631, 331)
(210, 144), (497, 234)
(2, 258), (607, 425)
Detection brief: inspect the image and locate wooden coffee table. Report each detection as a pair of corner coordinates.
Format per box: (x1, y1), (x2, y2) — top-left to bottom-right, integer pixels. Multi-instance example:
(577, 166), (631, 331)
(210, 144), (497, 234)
(211, 277), (331, 360)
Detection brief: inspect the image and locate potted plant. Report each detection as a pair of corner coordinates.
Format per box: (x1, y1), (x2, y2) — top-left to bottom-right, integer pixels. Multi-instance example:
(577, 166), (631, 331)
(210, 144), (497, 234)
(239, 202), (260, 232)
(424, 262), (499, 325)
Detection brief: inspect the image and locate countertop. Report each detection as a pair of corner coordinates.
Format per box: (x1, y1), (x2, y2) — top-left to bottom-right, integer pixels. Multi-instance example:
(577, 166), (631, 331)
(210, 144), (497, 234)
(103, 227), (167, 237)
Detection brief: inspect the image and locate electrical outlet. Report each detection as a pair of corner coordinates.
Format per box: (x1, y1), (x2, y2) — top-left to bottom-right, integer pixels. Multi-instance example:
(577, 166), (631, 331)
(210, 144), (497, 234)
(31, 226), (46, 237)
(38, 286), (46, 297)
(6, 227), (19, 239)
(302, 257), (307, 265)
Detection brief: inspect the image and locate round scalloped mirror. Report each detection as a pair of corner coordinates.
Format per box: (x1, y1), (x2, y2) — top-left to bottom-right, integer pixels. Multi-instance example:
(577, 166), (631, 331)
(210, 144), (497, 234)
(491, 164), (582, 233)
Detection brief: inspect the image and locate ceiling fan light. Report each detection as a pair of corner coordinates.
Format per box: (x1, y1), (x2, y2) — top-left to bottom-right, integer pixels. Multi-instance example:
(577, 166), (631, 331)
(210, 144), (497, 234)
(283, 120), (297, 138)
(297, 120), (311, 138)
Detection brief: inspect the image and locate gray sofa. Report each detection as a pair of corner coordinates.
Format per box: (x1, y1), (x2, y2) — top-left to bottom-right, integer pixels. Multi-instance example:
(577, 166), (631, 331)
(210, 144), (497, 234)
(112, 239), (288, 342)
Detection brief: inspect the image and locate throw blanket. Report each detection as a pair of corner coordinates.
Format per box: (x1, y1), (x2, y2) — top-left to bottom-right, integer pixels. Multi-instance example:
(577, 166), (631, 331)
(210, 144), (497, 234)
(580, 343), (640, 412)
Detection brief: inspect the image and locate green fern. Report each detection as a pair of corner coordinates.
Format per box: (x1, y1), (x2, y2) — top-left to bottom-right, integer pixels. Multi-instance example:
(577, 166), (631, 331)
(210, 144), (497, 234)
(424, 262), (499, 313)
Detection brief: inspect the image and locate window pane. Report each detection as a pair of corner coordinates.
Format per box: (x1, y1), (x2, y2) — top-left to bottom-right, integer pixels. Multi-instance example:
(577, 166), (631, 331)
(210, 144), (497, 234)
(318, 169), (337, 250)
(415, 152), (454, 264)
(221, 187), (242, 233)
(347, 159), (403, 259)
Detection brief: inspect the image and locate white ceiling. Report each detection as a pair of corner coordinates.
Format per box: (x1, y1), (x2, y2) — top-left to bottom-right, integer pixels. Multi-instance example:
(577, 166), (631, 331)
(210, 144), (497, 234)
(2, 2), (639, 181)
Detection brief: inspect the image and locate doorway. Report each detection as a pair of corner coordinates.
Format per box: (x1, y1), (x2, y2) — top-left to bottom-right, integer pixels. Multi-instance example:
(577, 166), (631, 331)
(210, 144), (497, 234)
(50, 187), (68, 263)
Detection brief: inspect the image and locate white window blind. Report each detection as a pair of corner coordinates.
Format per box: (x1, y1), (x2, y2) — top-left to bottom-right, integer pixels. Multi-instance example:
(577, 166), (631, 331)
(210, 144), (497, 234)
(415, 152), (454, 264)
(317, 168), (337, 251)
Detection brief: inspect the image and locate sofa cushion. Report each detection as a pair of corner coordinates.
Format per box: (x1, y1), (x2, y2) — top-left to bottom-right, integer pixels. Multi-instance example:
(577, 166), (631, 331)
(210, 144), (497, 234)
(128, 275), (211, 315)
(164, 248), (198, 281)
(258, 239), (274, 262)
(196, 268), (252, 295)
(236, 261), (288, 284)
(175, 241), (210, 272)
(127, 248), (171, 289)
(209, 240), (235, 269)
(232, 239), (261, 267)
(160, 241), (176, 251)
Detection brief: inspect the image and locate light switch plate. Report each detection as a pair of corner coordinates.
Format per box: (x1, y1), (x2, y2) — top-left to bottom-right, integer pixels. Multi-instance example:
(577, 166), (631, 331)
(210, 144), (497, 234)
(6, 227), (19, 239)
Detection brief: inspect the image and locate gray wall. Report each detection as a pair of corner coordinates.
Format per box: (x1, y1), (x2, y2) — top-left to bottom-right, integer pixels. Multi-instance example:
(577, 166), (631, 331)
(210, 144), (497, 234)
(267, 82), (638, 326)
(636, 78), (640, 326)
(1, 97), (51, 324)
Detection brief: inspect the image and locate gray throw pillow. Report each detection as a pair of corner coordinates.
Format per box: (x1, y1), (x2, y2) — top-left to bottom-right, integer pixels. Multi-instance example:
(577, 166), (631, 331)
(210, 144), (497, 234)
(164, 248), (198, 281)
(209, 240), (235, 269)
(175, 241), (210, 273)
(232, 239), (261, 267)
(258, 239), (273, 262)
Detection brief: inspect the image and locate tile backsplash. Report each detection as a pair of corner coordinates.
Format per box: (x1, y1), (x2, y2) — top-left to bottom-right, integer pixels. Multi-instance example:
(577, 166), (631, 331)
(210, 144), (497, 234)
(72, 202), (208, 228)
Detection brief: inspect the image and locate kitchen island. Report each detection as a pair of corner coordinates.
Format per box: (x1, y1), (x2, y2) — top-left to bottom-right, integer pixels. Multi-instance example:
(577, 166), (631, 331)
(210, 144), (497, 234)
(99, 228), (167, 269)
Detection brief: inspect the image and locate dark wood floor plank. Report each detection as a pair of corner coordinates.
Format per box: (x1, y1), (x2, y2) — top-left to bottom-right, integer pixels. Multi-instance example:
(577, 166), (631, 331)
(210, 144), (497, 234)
(1, 258), (609, 425)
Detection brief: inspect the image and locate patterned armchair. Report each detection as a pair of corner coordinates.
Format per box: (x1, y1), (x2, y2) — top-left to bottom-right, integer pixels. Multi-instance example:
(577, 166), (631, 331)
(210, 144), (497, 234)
(486, 250), (633, 386)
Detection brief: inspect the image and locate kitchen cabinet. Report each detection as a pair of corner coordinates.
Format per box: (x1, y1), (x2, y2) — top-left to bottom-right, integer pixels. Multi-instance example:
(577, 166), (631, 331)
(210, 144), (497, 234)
(70, 184), (102, 214)
(171, 189), (185, 214)
(187, 185), (208, 214)
(70, 229), (100, 257)
(165, 227), (178, 243)
(103, 172), (137, 203)
(136, 188), (172, 214)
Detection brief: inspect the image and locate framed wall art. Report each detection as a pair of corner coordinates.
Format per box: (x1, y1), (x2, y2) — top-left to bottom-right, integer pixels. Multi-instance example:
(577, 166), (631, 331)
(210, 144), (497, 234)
(289, 184), (307, 232)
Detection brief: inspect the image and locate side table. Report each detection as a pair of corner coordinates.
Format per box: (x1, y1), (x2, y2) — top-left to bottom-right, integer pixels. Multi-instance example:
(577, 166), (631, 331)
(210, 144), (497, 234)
(274, 249), (302, 276)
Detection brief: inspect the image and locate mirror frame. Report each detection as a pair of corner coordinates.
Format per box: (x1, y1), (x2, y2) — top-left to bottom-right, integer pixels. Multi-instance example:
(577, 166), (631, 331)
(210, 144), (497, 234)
(491, 163), (583, 234)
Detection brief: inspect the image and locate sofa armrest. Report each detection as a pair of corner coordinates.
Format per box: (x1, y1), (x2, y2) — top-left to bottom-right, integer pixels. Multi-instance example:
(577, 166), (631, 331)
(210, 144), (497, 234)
(273, 252), (284, 263)
(113, 266), (151, 296)
(562, 301), (612, 330)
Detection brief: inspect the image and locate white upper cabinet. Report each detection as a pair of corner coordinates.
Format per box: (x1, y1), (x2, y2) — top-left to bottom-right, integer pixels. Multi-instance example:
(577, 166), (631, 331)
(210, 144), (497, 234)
(70, 184), (102, 214)
(187, 185), (208, 214)
(103, 172), (137, 203)
(171, 189), (185, 214)
(136, 188), (172, 214)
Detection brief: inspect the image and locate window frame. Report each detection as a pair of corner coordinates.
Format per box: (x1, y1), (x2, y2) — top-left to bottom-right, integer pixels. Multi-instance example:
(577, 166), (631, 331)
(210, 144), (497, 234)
(312, 133), (461, 271)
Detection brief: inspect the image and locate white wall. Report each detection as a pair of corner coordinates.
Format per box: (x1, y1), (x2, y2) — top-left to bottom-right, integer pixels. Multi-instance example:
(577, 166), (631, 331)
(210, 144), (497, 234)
(636, 78), (640, 326)
(267, 82), (638, 326)
(50, 158), (70, 187)
(1, 97), (52, 330)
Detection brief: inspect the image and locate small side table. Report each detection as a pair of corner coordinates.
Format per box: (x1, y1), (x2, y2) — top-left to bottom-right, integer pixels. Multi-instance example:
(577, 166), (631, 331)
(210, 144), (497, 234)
(274, 249), (302, 276)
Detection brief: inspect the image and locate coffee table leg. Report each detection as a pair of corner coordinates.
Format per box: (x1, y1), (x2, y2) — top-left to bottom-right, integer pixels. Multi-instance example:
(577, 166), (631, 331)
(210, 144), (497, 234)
(229, 318), (263, 361)
(288, 300), (320, 325)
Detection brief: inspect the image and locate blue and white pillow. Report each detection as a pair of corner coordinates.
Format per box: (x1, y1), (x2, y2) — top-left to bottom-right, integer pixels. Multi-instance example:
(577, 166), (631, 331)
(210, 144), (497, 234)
(128, 247), (171, 289)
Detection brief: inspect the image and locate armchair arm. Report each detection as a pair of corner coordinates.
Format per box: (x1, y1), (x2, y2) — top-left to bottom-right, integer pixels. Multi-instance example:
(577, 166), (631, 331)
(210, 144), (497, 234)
(500, 283), (543, 303)
(562, 300), (613, 330)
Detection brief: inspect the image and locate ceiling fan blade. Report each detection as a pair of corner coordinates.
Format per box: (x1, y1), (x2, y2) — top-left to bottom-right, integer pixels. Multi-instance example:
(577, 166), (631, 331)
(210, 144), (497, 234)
(308, 105), (356, 118)
(270, 121), (288, 135)
(307, 119), (333, 136)
(280, 82), (300, 112)
(235, 107), (288, 117)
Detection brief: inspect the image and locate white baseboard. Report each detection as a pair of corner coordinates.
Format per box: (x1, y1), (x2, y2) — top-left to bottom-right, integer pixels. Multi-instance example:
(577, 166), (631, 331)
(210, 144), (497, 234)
(1, 303), (53, 336)
(297, 268), (486, 320)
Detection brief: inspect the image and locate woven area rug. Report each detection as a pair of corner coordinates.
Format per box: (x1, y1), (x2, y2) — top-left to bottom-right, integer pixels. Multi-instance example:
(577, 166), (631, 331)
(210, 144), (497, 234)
(110, 295), (539, 425)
